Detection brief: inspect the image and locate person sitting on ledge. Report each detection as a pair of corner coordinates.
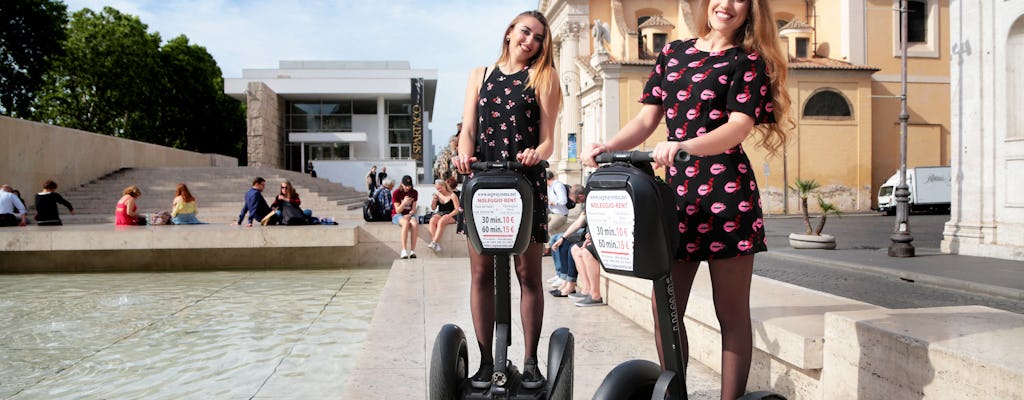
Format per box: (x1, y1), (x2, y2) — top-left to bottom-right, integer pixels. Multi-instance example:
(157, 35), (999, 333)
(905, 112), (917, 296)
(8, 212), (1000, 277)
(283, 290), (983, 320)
(115, 185), (144, 226)
(0, 184), (28, 227)
(171, 183), (204, 225)
(238, 177), (271, 227)
(34, 180), (74, 226)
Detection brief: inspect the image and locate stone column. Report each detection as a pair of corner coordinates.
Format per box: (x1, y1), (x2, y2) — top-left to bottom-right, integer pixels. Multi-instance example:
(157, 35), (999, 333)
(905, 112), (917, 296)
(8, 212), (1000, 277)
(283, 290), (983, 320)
(245, 81), (283, 168)
(557, 21), (583, 172)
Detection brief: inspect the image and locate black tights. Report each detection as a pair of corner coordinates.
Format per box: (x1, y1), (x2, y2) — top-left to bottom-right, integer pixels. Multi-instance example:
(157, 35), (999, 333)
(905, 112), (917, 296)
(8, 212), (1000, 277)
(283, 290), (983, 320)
(468, 242), (545, 366)
(653, 256), (754, 400)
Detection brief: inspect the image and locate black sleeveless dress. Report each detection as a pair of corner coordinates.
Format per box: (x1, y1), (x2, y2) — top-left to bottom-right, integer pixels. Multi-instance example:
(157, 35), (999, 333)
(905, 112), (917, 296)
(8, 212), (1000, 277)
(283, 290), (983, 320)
(640, 39), (775, 261)
(474, 65), (548, 243)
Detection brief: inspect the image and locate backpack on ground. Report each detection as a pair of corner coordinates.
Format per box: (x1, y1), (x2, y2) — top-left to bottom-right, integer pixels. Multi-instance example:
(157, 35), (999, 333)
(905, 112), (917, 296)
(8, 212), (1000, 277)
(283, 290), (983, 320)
(363, 188), (392, 222)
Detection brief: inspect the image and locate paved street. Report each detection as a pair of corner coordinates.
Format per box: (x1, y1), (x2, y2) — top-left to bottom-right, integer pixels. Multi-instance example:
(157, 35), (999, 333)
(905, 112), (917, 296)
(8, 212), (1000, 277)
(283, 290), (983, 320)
(759, 213), (1023, 314)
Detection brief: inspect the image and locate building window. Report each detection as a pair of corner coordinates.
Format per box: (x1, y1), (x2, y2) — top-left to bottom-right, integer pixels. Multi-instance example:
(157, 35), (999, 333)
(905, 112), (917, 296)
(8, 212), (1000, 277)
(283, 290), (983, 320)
(893, 0), (939, 58)
(285, 100), (352, 132)
(803, 89), (853, 120)
(308, 143), (350, 160)
(906, 0), (927, 43)
(795, 37), (810, 58)
(387, 100), (413, 159)
(652, 34), (667, 56)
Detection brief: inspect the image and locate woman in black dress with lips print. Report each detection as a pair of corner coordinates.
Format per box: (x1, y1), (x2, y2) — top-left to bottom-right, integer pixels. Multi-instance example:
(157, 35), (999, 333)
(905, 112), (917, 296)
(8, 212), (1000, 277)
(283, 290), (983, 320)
(583, 0), (793, 398)
(452, 10), (561, 390)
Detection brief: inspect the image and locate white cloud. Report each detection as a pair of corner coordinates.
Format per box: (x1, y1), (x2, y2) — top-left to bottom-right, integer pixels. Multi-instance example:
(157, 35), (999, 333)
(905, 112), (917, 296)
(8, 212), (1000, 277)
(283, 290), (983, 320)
(61, 0), (541, 153)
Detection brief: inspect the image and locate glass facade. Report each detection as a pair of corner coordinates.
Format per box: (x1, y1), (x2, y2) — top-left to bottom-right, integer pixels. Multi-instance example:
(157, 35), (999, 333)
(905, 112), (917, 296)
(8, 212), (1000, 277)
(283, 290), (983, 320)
(281, 99), (416, 170)
(387, 100), (413, 159)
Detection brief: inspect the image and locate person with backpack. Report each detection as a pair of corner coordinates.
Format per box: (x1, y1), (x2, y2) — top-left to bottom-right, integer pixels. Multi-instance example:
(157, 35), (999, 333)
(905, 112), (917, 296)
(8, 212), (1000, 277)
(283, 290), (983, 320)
(364, 179), (394, 222)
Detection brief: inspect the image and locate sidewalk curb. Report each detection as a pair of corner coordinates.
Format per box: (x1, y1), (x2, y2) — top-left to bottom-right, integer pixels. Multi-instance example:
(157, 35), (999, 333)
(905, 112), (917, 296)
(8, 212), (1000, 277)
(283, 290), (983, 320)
(760, 251), (1024, 302)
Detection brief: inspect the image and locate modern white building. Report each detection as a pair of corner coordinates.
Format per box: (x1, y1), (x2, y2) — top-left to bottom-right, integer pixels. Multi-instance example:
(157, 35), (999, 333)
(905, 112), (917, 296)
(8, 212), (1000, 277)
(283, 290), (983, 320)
(224, 61), (438, 190)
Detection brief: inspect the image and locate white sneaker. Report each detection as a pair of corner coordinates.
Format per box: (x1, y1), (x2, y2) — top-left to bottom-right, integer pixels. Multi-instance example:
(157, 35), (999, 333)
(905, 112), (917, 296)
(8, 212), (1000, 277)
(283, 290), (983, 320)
(546, 276), (560, 284)
(432, 242), (442, 252)
(400, 249), (409, 259)
(549, 278), (565, 288)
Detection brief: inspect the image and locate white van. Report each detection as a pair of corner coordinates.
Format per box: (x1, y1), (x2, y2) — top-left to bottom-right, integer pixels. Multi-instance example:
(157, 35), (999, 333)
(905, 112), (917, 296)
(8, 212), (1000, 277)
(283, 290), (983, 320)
(877, 166), (951, 215)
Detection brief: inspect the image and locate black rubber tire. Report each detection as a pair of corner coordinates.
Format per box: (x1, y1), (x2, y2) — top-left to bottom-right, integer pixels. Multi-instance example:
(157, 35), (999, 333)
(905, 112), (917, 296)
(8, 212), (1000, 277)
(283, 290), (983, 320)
(738, 391), (787, 400)
(546, 328), (574, 400)
(429, 324), (468, 400)
(591, 359), (662, 400)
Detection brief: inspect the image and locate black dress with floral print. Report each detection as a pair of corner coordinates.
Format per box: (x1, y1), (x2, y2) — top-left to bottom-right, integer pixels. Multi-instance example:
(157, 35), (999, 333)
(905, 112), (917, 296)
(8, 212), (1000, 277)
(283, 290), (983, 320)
(474, 65), (548, 243)
(641, 39), (775, 261)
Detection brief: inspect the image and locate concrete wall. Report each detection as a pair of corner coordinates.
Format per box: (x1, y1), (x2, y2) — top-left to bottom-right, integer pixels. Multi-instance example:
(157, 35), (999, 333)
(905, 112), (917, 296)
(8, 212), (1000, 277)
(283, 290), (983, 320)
(0, 116), (237, 197)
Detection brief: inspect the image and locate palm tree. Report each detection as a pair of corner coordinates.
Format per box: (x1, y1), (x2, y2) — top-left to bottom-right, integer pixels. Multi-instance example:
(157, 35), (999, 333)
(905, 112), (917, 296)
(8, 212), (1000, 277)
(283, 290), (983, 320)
(790, 178), (821, 234)
(813, 196), (842, 235)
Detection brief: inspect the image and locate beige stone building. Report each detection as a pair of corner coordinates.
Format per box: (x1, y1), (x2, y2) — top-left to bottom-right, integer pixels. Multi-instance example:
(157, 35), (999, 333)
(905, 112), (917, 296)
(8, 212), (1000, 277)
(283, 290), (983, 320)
(941, 1), (1024, 260)
(539, 0), (950, 214)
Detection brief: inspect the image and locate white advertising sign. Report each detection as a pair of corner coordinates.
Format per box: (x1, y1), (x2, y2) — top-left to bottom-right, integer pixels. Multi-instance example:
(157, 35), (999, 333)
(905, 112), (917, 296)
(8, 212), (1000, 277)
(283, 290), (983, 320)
(472, 189), (523, 249)
(586, 190), (635, 272)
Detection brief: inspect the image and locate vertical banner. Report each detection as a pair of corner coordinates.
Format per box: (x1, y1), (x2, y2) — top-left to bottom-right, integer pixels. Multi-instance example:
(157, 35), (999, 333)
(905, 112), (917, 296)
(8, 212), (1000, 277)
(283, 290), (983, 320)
(567, 132), (577, 162)
(411, 78), (424, 161)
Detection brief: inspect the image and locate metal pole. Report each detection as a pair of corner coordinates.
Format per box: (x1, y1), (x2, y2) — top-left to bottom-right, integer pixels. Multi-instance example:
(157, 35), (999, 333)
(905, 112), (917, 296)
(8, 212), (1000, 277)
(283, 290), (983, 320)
(889, 0), (915, 257)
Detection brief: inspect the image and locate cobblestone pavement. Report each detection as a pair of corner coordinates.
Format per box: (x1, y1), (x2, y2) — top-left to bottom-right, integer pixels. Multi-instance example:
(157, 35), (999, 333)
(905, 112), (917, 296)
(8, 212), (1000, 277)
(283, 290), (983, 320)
(0, 269), (387, 399)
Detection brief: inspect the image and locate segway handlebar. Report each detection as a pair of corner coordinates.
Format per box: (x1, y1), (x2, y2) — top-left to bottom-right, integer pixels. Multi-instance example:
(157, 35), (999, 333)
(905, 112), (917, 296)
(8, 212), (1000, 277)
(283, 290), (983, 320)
(594, 150), (691, 164)
(470, 160), (550, 172)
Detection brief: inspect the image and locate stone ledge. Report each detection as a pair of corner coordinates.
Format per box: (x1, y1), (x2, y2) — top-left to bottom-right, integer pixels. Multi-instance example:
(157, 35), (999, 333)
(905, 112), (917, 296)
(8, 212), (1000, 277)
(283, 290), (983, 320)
(0, 223), (358, 252)
(605, 267), (879, 371)
(822, 306), (1024, 400)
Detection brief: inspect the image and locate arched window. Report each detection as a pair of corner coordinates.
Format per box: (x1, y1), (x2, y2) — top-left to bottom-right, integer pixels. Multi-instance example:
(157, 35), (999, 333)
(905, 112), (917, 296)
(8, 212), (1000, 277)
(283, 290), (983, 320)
(803, 89), (853, 119)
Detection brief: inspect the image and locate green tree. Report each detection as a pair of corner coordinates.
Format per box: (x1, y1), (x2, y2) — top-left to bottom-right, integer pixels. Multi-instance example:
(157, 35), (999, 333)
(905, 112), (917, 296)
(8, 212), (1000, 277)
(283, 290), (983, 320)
(34, 7), (163, 140)
(155, 35), (246, 159)
(0, 0), (67, 118)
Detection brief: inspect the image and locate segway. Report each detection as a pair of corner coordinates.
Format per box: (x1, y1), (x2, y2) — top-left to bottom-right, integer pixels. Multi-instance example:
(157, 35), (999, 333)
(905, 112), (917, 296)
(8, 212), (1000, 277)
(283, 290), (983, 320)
(586, 151), (784, 400)
(430, 160), (574, 400)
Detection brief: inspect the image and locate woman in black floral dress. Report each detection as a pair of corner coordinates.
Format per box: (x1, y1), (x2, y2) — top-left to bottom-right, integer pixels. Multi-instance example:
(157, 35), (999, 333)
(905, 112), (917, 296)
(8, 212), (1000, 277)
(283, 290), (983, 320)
(583, 0), (793, 398)
(452, 10), (561, 390)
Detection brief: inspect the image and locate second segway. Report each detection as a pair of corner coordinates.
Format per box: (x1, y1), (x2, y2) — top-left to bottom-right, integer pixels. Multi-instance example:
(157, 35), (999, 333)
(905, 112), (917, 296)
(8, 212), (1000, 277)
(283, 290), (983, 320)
(430, 160), (573, 400)
(586, 151), (785, 400)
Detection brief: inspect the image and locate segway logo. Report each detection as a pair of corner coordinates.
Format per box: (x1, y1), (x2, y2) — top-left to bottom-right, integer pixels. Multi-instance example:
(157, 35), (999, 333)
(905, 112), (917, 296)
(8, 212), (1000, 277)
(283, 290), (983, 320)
(472, 189), (523, 249)
(586, 191), (635, 272)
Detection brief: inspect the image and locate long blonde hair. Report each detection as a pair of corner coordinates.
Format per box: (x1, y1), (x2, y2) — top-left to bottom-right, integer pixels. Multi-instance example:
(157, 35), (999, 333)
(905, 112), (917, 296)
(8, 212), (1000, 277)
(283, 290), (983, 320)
(698, 0), (793, 156)
(496, 10), (559, 96)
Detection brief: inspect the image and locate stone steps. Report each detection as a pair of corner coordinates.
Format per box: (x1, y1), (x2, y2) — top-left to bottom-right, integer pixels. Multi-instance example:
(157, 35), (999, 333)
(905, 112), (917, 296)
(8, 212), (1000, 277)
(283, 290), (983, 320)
(47, 167), (367, 223)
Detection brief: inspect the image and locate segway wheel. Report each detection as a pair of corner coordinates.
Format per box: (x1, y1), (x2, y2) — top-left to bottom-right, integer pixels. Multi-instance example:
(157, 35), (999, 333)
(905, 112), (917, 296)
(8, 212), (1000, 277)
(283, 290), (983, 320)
(429, 324), (469, 400)
(592, 359), (662, 400)
(545, 327), (574, 400)
(738, 391), (787, 400)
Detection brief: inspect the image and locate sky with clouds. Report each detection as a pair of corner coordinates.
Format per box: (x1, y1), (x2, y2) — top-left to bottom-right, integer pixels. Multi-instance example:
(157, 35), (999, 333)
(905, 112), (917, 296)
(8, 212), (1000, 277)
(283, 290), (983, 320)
(61, 0), (540, 153)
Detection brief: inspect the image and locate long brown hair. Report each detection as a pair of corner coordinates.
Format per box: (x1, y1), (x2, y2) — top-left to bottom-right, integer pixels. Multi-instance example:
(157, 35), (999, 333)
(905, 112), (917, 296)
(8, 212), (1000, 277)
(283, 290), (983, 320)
(697, 0), (793, 156)
(496, 10), (559, 96)
(280, 180), (298, 200)
(175, 183), (195, 203)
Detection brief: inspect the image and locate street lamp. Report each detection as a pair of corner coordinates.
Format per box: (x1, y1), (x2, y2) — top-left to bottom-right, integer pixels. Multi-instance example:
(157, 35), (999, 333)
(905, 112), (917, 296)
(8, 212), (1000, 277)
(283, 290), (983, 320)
(889, 0), (915, 257)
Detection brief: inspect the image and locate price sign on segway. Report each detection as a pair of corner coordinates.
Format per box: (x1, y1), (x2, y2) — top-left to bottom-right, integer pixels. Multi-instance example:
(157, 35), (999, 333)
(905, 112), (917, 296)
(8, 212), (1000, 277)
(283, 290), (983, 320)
(586, 190), (635, 272)
(472, 189), (523, 249)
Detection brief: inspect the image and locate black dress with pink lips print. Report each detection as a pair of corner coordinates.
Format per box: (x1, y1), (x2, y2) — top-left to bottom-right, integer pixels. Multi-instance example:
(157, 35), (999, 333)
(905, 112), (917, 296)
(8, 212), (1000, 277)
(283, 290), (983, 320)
(474, 65), (549, 244)
(640, 39), (775, 261)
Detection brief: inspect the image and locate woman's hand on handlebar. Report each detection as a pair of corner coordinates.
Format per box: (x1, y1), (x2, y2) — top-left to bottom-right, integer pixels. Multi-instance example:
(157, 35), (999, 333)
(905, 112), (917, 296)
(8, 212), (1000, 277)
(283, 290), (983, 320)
(452, 154), (478, 175)
(515, 148), (543, 167)
(582, 142), (609, 168)
(652, 141), (688, 168)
